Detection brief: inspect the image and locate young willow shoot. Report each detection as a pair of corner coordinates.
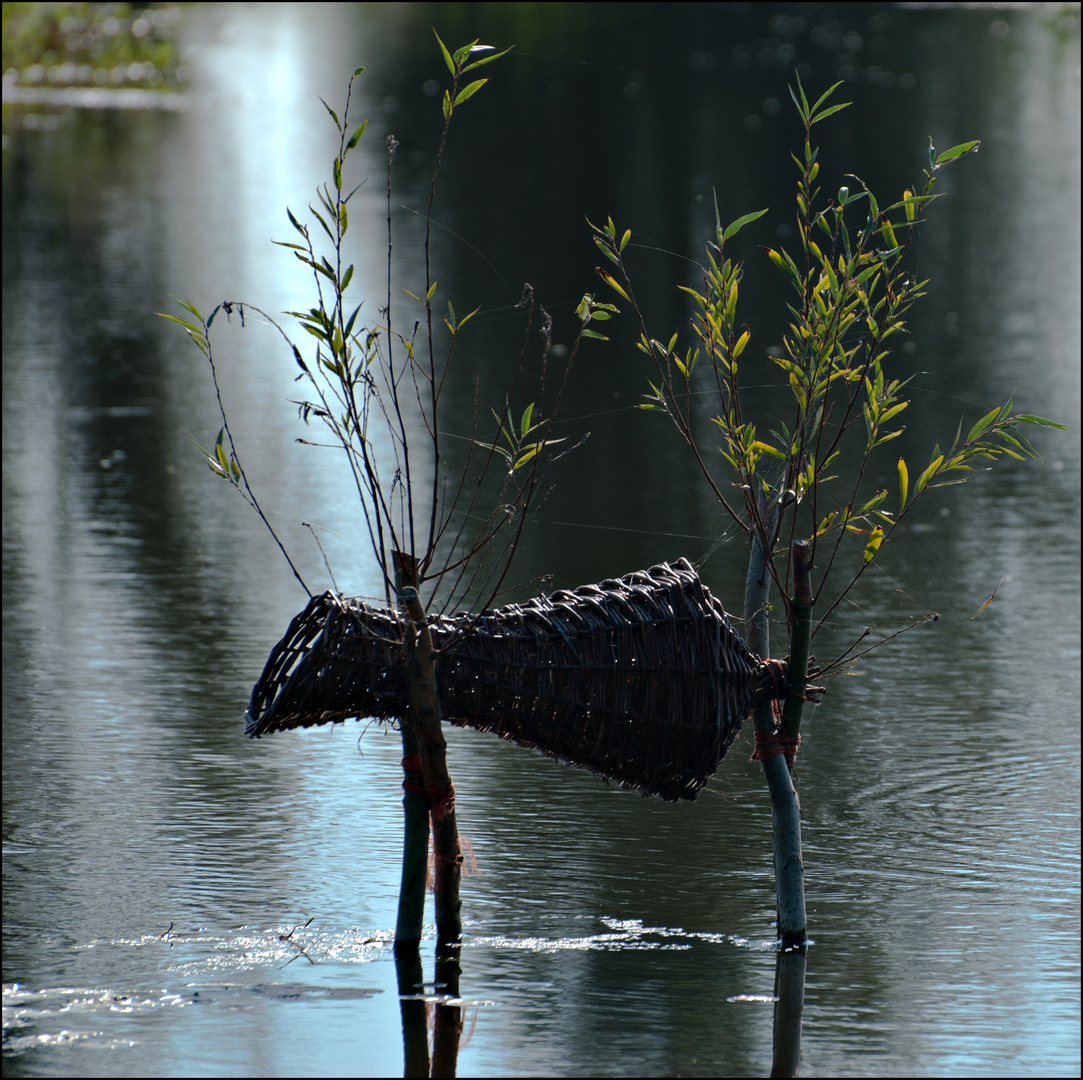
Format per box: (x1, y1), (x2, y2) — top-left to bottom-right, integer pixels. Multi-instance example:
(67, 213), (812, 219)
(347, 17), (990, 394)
(592, 76), (1064, 675)
(161, 34), (605, 614)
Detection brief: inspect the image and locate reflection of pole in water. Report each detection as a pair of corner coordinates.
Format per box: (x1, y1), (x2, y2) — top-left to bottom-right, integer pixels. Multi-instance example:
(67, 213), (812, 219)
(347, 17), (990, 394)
(432, 948), (463, 1078)
(771, 948), (807, 1078)
(394, 950), (465, 1079)
(395, 954), (429, 1079)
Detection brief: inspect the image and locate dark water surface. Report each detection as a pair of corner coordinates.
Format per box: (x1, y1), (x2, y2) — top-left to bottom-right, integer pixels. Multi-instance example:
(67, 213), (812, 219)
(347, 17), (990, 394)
(3, 4), (1079, 1076)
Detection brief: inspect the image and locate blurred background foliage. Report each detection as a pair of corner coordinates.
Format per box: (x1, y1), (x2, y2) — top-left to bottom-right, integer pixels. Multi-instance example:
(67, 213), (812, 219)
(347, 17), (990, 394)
(2, 1), (187, 89)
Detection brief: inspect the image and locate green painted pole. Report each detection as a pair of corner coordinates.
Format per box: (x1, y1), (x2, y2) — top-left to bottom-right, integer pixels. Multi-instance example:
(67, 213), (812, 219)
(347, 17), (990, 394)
(743, 503), (807, 950)
(393, 735), (429, 955)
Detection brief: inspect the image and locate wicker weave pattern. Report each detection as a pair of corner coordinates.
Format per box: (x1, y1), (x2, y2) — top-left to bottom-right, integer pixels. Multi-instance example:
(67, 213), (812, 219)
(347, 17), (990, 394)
(245, 559), (783, 800)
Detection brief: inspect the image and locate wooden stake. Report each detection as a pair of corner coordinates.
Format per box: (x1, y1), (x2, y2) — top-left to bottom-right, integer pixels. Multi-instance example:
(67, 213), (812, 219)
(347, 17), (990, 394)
(394, 551), (463, 949)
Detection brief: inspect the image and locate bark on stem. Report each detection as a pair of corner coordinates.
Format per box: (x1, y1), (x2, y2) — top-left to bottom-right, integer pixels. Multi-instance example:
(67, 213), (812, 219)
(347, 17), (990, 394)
(394, 552), (463, 949)
(394, 558), (430, 956)
(781, 540), (813, 739)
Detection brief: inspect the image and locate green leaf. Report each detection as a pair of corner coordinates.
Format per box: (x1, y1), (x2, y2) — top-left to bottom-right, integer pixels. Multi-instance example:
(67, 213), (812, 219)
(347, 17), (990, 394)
(434, 30), (456, 76)
(344, 304), (363, 338)
(966, 405), (1001, 445)
(789, 74), (810, 120)
(619, 229), (632, 252)
(898, 457), (908, 512)
(1015, 414), (1069, 430)
(596, 270), (629, 301)
(341, 264), (354, 291)
(452, 41), (479, 66)
(594, 236), (620, 265)
(170, 297), (201, 322)
(916, 454), (943, 494)
(520, 402), (535, 437)
(287, 206), (306, 236)
(513, 445), (540, 471)
(935, 140), (980, 164)
(318, 96), (341, 131)
(158, 313), (203, 336)
(723, 207), (769, 241)
(215, 434), (230, 476)
(765, 247), (802, 291)
(809, 80), (845, 118)
(581, 328), (609, 341)
(462, 45), (514, 72)
(333, 156), (342, 192)
(810, 101), (851, 125)
(453, 79), (488, 107)
(309, 207), (335, 244)
(346, 119), (368, 151)
(442, 90), (452, 120)
(858, 489), (888, 514)
(752, 440), (787, 461)
(862, 526), (884, 565)
(732, 329), (750, 358)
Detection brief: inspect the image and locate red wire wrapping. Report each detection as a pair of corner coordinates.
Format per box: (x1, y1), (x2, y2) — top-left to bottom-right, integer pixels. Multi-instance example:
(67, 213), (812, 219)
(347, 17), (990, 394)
(751, 729), (801, 769)
(401, 754), (455, 818)
(400, 753), (433, 800)
(429, 790), (455, 821)
(401, 753), (424, 790)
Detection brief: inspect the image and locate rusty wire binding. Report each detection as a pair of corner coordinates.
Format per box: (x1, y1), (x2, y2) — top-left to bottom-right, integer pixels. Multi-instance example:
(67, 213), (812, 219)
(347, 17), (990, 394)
(245, 558), (796, 801)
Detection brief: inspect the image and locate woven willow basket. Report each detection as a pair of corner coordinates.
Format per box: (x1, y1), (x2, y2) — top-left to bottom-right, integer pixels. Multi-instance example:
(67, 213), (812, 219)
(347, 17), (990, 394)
(246, 558), (790, 801)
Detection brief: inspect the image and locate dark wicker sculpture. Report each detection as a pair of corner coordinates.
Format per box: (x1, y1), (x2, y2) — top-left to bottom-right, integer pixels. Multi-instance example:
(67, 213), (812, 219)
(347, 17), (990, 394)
(246, 558), (791, 801)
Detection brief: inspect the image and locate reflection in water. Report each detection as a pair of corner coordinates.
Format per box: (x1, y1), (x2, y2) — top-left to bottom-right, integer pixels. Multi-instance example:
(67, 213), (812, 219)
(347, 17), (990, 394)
(2, 3), (1079, 1077)
(396, 954), (431, 1078)
(432, 949), (464, 1078)
(772, 950), (806, 1079)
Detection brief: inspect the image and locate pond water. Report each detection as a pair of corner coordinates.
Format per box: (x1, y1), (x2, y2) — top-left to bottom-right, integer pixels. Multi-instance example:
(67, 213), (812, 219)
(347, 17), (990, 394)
(3, 3), (1079, 1076)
